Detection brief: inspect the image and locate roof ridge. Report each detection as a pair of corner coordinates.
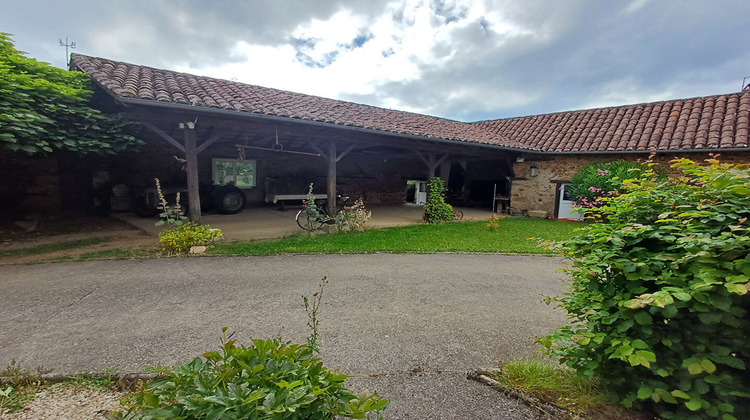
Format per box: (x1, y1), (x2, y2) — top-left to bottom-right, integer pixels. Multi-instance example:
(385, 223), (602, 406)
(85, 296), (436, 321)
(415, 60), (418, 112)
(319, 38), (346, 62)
(70, 53), (466, 124)
(473, 90), (749, 124)
(70, 53), (749, 153)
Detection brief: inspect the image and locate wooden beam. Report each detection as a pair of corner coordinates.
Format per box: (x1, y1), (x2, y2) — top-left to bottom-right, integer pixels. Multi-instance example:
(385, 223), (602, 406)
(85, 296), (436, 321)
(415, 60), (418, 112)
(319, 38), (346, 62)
(308, 141), (329, 160)
(141, 121), (186, 153)
(414, 150), (430, 167)
(184, 124), (202, 224)
(327, 141), (337, 215)
(195, 134), (222, 154)
(336, 143), (357, 163)
(434, 153), (450, 168)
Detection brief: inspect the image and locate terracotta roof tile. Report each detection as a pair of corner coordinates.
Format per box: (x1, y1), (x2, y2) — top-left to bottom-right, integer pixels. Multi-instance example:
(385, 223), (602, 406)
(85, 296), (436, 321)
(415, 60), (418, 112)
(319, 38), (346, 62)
(71, 54), (750, 153)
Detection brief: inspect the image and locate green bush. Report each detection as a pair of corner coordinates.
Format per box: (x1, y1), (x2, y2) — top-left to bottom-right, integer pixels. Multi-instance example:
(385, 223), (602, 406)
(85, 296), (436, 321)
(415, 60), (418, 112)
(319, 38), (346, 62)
(423, 178), (454, 224)
(539, 156), (750, 419)
(117, 329), (388, 420)
(159, 222), (222, 254)
(568, 160), (651, 210)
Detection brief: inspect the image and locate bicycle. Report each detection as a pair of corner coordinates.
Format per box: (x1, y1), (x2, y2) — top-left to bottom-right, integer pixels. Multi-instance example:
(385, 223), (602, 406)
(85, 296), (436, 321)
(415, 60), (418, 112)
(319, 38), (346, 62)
(452, 209), (464, 221)
(296, 194), (350, 231)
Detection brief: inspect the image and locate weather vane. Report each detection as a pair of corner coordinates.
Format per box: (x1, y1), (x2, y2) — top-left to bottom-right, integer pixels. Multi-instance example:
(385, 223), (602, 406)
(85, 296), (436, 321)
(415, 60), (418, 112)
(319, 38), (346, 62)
(58, 36), (76, 67)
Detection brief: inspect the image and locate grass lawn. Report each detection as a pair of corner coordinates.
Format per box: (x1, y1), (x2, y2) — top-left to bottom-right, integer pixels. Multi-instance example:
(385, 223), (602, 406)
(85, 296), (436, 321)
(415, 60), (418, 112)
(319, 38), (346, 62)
(0, 237), (112, 258)
(211, 218), (579, 256)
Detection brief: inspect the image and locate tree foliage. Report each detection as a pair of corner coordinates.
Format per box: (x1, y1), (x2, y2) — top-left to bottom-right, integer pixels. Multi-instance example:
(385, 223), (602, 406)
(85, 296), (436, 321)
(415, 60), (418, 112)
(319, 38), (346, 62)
(0, 33), (140, 154)
(540, 156), (750, 419)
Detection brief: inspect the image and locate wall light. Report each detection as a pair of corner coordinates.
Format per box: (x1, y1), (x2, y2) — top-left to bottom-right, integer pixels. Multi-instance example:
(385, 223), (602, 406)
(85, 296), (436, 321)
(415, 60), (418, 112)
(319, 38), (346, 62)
(529, 164), (538, 177)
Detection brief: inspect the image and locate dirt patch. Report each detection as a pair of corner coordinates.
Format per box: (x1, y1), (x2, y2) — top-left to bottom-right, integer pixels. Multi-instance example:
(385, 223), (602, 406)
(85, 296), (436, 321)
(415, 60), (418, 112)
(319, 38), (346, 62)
(0, 216), (159, 265)
(1, 385), (126, 420)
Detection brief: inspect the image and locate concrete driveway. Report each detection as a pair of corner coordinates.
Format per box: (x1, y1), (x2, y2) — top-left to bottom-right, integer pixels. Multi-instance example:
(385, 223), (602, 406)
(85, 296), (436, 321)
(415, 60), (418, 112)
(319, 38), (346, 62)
(115, 203), (495, 240)
(0, 254), (567, 419)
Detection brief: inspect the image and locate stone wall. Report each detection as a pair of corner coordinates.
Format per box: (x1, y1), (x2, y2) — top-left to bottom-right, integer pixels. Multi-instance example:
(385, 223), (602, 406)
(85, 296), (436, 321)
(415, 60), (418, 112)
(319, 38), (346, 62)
(510, 151), (750, 217)
(0, 151), (61, 218)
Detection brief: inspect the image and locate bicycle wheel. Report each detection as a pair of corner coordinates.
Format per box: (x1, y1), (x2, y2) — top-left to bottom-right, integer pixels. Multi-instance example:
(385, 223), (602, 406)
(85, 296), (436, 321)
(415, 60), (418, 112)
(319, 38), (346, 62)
(454, 210), (464, 220)
(296, 209), (324, 231)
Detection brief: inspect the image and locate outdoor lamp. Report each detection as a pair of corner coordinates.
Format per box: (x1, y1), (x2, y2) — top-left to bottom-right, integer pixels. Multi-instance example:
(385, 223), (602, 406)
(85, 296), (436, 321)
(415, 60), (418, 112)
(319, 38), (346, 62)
(529, 164), (538, 177)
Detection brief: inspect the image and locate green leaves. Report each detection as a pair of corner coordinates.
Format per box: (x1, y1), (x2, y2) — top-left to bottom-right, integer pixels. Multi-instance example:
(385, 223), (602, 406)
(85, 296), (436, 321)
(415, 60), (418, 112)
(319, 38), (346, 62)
(0, 33), (141, 155)
(119, 332), (388, 419)
(423, 178), (454, 224)
(539, 157), (750, 419)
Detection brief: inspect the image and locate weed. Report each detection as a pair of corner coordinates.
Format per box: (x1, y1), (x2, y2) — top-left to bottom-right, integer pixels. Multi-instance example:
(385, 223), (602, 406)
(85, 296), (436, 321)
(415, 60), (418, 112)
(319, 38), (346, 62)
(487, 214), (500, 230)
(154, 177), (186, 228)
(302, 276), (329, 353)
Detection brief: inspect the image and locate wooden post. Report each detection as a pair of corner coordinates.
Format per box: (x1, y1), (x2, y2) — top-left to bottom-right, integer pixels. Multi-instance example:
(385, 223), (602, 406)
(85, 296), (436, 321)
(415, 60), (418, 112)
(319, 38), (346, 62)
(184, 124), (202, 224)
(327, 141), (337, 215)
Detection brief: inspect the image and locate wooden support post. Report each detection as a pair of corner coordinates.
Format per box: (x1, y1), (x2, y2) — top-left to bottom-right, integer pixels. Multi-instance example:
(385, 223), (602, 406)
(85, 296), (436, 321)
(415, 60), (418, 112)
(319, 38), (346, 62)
(327, 141), (337, 215)
(184, 124), (202, 224)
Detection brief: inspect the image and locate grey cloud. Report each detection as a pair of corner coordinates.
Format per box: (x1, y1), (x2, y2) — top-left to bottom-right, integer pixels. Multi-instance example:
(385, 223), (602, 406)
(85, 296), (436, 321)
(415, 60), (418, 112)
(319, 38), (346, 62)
(2, 0), (749, 121)
(346, 0), (750, 121)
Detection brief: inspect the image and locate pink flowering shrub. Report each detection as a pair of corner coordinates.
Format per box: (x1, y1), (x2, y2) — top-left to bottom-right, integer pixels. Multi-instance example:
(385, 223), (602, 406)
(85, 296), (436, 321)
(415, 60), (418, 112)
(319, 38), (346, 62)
(569, 160), (654, 211)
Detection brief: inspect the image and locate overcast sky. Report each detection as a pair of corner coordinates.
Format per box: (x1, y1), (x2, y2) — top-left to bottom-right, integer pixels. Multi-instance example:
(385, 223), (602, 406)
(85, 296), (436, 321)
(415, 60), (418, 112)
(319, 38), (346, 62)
(3, 0), (749, 122)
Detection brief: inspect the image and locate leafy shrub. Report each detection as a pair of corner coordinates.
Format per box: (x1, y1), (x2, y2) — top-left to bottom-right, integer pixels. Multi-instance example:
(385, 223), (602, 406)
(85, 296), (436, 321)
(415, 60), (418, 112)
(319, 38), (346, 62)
(423, 178), (454, 224)
(568, 160), (650, 209)
(158, 222), (222, 254)
(539, 156), (750, 419)
(117, 330), (388, 420)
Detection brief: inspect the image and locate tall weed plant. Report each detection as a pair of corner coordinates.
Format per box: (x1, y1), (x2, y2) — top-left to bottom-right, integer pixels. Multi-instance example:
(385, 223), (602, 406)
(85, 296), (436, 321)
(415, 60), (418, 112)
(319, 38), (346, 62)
(539, 156), (750, 419)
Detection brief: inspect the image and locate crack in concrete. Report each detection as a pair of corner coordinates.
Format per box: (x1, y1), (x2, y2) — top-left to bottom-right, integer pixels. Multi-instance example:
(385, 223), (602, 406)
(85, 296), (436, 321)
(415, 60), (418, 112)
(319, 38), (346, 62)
(41, 284), (100, 324)
(0, 284), (102, 352)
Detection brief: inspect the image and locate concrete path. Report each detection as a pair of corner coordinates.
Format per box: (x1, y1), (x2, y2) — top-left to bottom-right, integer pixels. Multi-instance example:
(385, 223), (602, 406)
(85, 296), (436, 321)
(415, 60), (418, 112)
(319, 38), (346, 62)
(115, 203), (495, 240)
(0, 254), (567, 419)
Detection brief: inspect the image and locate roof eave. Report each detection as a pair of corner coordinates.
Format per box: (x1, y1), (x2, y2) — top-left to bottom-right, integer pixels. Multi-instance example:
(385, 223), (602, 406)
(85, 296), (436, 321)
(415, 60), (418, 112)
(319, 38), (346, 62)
(117, 96), (529, 154)
(544, 147), (750, 155)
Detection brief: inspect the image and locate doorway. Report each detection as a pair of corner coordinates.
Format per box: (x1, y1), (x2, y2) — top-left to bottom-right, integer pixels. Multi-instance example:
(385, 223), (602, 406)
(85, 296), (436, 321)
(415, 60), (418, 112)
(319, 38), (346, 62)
(556, 183), (584, 221)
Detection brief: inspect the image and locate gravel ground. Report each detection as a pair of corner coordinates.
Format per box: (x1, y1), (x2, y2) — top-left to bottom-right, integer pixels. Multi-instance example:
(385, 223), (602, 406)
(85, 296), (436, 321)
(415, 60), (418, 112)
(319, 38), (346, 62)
(2, 386), (126, 419)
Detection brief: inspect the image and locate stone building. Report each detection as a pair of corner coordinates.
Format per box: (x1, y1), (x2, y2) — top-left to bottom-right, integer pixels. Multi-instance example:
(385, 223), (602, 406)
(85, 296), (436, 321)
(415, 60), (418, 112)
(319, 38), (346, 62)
(8, 54), (747, 220)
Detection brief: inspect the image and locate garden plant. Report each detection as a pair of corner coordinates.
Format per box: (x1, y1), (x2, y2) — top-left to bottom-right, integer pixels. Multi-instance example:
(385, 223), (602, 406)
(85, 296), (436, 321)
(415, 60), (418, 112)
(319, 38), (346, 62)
(568, 159), (652, 212)
(154, 178), (222, 254)
(423, 177), (454, 224)
(115, 278), (388, 419)
(539, 156), (750, 419)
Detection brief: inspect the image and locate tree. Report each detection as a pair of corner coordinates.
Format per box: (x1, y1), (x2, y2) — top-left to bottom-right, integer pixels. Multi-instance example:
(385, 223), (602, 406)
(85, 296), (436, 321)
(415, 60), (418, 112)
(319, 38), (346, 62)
(0, 33), (140, 154)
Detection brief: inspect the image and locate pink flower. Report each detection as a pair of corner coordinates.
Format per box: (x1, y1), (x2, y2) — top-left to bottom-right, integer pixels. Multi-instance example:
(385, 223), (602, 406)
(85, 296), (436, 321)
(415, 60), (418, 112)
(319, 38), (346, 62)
(597, 169), (610, 176)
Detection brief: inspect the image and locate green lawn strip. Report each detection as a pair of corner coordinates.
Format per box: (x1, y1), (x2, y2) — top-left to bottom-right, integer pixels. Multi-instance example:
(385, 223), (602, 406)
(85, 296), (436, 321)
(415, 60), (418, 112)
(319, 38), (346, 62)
(51, 248), (146, 262)
(492, 359), (634, 418)
(0, 237), (112, 258)
(211, 218), (579, 256)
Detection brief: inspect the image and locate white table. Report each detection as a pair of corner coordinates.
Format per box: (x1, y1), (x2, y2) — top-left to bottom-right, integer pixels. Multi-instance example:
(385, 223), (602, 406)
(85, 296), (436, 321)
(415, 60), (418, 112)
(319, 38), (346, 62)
(265, 194), (327, 211)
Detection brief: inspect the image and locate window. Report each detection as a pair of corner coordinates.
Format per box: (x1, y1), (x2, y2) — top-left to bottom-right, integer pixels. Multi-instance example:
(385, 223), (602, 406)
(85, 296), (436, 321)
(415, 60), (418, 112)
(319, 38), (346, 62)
(212, 158), (256, 187)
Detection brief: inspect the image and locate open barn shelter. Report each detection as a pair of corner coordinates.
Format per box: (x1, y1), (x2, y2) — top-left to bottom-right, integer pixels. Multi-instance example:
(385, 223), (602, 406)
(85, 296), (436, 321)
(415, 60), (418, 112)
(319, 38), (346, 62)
(70, 54), (520, 222)
(6, 55), (745, 222)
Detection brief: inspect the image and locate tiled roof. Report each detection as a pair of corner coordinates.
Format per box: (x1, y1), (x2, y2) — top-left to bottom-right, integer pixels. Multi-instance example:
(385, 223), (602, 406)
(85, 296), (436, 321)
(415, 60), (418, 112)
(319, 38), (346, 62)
(70, 54), (519, 149)
(71, 54), (749, 153)
(473, 92), (750, 152)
